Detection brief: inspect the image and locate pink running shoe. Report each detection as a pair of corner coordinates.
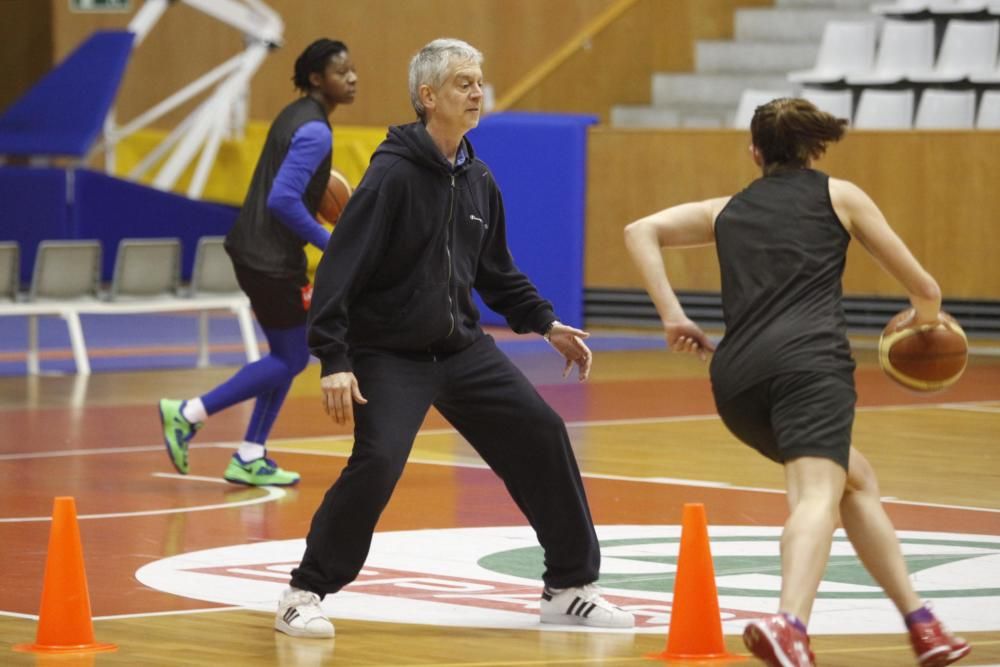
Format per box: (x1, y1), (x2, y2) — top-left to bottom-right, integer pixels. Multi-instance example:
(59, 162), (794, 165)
(743, 614), (815, 667)
(909, 617), (971, 667)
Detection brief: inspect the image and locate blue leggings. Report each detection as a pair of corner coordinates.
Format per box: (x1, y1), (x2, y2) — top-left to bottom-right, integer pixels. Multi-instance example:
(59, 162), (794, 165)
(200, 324), (311, 445)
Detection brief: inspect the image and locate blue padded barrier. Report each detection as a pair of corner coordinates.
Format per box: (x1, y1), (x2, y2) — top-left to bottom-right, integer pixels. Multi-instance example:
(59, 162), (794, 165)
(468, 112), (597, 329)
(0, 167), (72, 284)
(0, 167), (236, 283)
(73, 169), (237, 281)
(0, 31), (134, 158)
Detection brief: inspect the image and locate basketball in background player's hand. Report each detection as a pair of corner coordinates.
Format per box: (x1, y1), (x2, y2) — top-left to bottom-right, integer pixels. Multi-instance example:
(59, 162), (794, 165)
(878, 309), (968, 392)
(317, 169), (352, 225)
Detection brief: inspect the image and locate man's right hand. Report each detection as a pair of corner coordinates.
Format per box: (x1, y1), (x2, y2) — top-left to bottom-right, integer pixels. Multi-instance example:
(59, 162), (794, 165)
(320, 371), (368, 425)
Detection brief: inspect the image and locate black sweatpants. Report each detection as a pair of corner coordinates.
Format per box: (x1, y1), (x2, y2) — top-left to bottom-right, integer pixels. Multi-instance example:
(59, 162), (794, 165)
(290, 334), (600, 595)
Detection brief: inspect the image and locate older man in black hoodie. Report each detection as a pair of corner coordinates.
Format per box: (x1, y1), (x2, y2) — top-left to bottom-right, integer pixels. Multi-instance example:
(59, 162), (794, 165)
(274, 38), (634, 639)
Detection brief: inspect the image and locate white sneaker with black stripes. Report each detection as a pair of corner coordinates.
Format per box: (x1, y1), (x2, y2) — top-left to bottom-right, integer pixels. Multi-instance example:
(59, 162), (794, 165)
(539, 583), (635, 628)
(274, 587), (335, 638)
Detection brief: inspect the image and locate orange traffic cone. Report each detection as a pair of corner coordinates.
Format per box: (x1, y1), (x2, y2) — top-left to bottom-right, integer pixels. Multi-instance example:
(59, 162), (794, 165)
(648, 503), (742, 662)
(13, 497), (117, 654)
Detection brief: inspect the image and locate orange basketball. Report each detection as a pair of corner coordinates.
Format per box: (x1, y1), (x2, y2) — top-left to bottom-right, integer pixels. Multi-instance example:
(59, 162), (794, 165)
(317, 169), (352, 225)
(878, 309), (968, 392)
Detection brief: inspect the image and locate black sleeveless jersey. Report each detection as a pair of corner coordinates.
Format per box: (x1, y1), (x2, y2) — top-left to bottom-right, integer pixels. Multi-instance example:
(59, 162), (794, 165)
(225, 96), (331, 278)
(709, 168), (856, 403)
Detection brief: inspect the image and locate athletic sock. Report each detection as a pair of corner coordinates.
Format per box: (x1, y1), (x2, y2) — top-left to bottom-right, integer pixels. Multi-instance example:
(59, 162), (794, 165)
(904, 605), (935, 628)
(182, 398), (207, 424)
(781, 612), (808, 635)
(237, 442), (266, 462)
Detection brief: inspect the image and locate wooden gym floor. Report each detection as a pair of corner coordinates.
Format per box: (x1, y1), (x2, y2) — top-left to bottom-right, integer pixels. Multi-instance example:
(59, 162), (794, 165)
(0, 325), (998, 666)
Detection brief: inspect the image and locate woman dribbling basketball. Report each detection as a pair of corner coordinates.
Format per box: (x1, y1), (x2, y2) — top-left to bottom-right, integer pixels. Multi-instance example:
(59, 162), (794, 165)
(624, 97), (970, 667)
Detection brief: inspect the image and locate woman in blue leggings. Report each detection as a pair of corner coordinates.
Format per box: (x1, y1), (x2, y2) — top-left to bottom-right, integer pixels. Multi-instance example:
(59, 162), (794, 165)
(158, 38), (356, 486)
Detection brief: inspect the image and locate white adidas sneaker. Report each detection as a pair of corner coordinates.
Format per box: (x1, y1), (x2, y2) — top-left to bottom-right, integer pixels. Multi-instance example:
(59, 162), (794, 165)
(274, 587), (335, 638)
(539, 583), (635, 629)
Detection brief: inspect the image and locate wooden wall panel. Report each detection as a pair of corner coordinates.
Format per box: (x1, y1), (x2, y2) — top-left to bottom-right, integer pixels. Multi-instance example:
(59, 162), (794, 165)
(512, 0), (688, 118)
(586, 128), (1000, 300)
(0, 0), (53, 113)
(50, 0), (620, 128)
(50, 0), (245, 128)
(46, 0), (765, 127)
(514, 0), (772, 120)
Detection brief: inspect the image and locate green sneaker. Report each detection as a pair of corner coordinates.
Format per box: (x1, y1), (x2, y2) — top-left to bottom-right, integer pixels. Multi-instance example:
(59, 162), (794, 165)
(158, 398), (201, 474)
(223, 455), (300, 486)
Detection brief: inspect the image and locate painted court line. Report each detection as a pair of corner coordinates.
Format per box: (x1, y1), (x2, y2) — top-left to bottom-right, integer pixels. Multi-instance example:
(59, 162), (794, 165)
(1, 401), (997, 518)
(0, 442), (237, 461)
(1, 399), (995, 463)
(0, 605), (246, 623)
(938, 403), (1000, 414)
(0, 475), (285, 523)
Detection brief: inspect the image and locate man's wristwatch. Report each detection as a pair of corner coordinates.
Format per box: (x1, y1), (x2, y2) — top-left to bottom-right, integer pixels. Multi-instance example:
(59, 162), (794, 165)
(542, 320), (560, 342)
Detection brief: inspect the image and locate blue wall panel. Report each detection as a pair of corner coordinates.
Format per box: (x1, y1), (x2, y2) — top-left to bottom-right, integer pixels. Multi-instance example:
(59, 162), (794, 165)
(0, 168), (237, 283)
(0, 31), (134, 157)
(73, 169), (237, 280)
(468, 112), (596, 329)
(0, 167), (72, 284)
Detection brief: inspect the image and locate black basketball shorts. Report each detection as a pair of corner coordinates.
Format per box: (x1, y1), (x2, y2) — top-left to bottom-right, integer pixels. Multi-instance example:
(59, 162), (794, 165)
(714, 371), (856, 471)
(233, 264), (309, 330)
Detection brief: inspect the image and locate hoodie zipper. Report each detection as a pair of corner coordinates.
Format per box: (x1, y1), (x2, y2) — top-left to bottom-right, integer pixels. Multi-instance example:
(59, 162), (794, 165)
(444, 173), (456, 338)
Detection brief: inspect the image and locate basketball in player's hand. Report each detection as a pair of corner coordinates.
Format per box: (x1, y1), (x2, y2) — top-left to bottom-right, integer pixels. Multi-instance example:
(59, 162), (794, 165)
(317, 169), (352, 225)
(878, 309), (968, 392)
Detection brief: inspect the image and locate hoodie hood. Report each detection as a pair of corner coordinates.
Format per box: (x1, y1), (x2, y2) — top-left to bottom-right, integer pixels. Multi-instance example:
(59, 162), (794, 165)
(375, 122), (476, 173)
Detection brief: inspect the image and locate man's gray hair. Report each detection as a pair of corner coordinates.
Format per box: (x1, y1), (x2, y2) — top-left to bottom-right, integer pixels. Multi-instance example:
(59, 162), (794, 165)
(408, 38), (483, 121)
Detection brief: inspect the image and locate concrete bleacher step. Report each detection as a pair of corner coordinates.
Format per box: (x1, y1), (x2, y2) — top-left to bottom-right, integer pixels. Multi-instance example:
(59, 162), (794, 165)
(609, 106), (682, 129)
(611, 102), (743, 128)
(775, 0), (880, 8)
(609, 0), (880, 128)
(735, 8), (878, 42)
(652, 73), (793, 107)
(696, 40), (820, 73)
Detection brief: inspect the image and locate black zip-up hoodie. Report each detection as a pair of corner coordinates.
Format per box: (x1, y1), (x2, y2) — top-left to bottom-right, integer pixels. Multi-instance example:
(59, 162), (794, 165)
(308, 121), (556, 376)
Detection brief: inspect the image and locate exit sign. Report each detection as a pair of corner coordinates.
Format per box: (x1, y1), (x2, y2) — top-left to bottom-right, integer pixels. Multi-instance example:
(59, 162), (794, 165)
(70, 0), (131, 11)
